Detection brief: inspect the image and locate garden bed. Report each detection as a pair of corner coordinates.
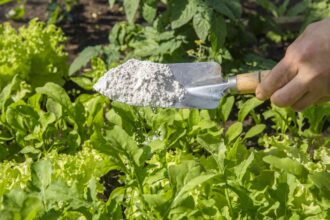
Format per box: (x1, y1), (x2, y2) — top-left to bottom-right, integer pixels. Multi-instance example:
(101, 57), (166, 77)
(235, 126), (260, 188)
(0, 0), (329, 219)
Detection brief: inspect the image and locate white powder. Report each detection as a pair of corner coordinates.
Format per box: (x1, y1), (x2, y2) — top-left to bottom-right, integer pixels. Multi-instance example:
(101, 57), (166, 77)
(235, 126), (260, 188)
(93, 59), (186, 107)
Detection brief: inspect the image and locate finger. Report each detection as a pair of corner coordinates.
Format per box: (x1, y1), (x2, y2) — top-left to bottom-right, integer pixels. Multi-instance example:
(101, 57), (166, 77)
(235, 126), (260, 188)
(292, 92), (321, 112)
(256, 58), (297, 100)
(270, 73), (308, 107)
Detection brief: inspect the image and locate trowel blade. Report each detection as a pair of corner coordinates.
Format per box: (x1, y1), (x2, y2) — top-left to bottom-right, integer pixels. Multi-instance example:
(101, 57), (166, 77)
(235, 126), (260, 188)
(168, 62), (230, 109)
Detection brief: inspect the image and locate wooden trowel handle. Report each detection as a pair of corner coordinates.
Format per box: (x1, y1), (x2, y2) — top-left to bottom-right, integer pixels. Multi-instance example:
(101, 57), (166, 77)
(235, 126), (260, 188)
(235, 70), (270, 94)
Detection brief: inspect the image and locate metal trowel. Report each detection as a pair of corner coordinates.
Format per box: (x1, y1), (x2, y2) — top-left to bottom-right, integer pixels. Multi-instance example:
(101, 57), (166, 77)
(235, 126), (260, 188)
(170, 62), (269, 109)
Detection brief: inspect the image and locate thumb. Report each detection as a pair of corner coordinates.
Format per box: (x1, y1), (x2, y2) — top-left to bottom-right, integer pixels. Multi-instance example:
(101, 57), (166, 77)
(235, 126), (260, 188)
(256, 58), (297, 100)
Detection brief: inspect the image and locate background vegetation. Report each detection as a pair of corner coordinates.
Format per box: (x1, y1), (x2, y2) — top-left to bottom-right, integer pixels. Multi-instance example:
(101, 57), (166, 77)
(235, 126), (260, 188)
(0, 0), (330, 219)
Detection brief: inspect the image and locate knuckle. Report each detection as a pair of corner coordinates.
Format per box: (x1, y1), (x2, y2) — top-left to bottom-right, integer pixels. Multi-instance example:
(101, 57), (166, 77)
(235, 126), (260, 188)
(281, 71), (294, 86)
(260, 85), (271, 95)
(270, 93), (291, 107)
(297, 42), (315, 62)
(258, 81), (274, 97)
(286, 42), (315, 64)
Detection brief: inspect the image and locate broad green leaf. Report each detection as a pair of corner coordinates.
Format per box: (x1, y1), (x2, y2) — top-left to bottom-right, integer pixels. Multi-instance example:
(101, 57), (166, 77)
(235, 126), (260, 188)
(188, 109), (200, 128)
(81, 95), (108, 127)
(309, 172), (330, 192)
(225, 1), (242, 18)
(287, 1), (308, 16)
(197, 132), (222, 155)
(171, 0), (198, 29)
(219, 95), (234, 122)
(149, 139), (166, 153)
(21, 196), (43, 220)
(20, 146), (40, 154)
(168, 160), (201, 190)
(252, 170), (275, 190)
(36, 83), (71, 109)
(227, 185), (255, 213)
(2, 189), (26, 209)
(0, 191), (43, 220)
(142, 0), (157, 23)
(208, 0), (235, 20)
(172, 173), (217, 208)
(46, 98), (63, 119)
(0, 75), (21, 109)
(244, 124), (266, 139)
(157, 39), (182, 55)
(143, 192), (171, 214)
(167, 126), (187, 148)
(45, 181), (88, 210)
(193, 11), (212, 41)
(106, 109), (123, 127)
(111, 102), (138, 135)
(28, 93), (42, 111)
(6, 103), (39, 132)
(69, 46), (102, 76)
(226, 122), (243, 143)
(87, 178), (97, 202)
(210, 14), (227, 51)
(70, 76), (93, 90)
(124, 0), (140, 24)
(238, 97), (263, 122)
(104, 125), (145, 166)
(263, 155), (307, 176)
(234, 152), (254, 183)
(31, 160), (52, 191)
(39, 112), (56, 129)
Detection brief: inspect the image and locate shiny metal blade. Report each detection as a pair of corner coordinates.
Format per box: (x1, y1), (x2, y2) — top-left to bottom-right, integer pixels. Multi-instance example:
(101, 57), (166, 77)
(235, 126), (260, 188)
(168, 62), (230, 109)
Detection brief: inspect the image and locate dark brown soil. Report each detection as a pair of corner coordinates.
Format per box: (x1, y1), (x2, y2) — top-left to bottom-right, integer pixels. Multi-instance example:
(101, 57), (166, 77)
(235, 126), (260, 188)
(98, 170), (124, 202)
(0, 0), (126, 62)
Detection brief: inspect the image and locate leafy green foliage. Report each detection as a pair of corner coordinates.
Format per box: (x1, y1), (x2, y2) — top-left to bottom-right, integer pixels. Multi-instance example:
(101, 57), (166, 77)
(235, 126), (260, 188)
(0, 147), (112, 219)
(1, 0), (330, 219)
(69, 46), (103, 76)
(170, 0), (198, 29)
(124, 0), (140, 24)
(47, 0), (80, 24)
(1, 72), (330, 219)
(0, 20), (68, 89)
(71, 57), (107, 90)
(0, 75), (109, 159)
(0, 0), (13, 5)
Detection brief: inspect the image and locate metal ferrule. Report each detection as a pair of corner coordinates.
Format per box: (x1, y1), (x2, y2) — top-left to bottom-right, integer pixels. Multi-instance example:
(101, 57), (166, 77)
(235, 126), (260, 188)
(227, 76), (238, 93)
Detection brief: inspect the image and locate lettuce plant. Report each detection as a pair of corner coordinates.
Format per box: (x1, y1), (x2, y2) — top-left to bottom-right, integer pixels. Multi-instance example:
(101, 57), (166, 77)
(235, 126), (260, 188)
(0, 19), (68, 89)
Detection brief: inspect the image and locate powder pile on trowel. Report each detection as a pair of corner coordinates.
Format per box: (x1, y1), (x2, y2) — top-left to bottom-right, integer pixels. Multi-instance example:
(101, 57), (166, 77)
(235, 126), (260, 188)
(93, 59), (186, 107)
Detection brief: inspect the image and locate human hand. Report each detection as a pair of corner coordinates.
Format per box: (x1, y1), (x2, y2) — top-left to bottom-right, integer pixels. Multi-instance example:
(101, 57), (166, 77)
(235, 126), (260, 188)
(256, 18), (330, 112)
